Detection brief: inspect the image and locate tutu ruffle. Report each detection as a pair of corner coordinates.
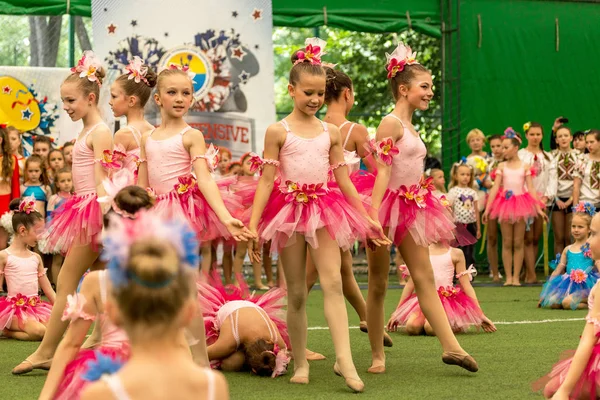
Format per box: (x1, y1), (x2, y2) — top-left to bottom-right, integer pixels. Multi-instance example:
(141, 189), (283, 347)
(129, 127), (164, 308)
(152, 175), (243, 242)
(54, 345), (130, 400)
(258, 181), (372, 254)
(533, 343), (600, 399)
(197, 271), (289, 349)
(0, 294), (52, 331)
(387, 286), (485, 333)
(353, 173), (459, 247)
(539, 270), (600, 309)
(40, 193), (103, 253)
(489, 191), (541, 223)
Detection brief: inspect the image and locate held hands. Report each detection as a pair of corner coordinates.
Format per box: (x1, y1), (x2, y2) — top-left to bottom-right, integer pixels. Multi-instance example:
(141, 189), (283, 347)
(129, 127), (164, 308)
(366, 217), (392, 248)
(556, 199), (567, 210)
(224, 218), (256, 242)
(247, 231), (261, 264)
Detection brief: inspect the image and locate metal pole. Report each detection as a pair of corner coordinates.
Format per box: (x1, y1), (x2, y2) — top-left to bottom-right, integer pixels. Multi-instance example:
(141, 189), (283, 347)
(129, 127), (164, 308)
(68, 15), (75, 67)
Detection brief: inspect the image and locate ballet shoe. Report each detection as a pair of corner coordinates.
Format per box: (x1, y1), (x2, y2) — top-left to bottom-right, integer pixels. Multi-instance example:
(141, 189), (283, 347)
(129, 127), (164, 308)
(367, 364), (386, 374)
(305, 349), (326, 361)
(383, 331), (394, 347)
(442, 351), (479, 372)
(359, 321), (368, 333)
(12, 358), (52, 375)
(334, 363), (365, 393)
(290, 372), (310, 385)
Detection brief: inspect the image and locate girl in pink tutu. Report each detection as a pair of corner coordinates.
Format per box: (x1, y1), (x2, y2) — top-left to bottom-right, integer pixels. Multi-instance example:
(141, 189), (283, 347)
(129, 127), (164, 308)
(136, 66), (252, 244)
(483, 128), (546, 286)
(485, 134), (505, 282)
(0, 197), (54, 340)
(520, 122), (554, 283)
(246, 37), (387, 392)
(535, 212), (600, 399)
(110, 57), (157, 180)
(365, 42), (477, 375)
(387, 242), (496, 335)
(306, 66), (393, 353)
(12, 51), (114, 375)
(198, 271), (289, 376)
(81, 212), (228, 400)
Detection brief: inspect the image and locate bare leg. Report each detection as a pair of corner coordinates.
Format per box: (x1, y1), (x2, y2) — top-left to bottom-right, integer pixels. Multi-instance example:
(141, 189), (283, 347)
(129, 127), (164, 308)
(487, 219), (500, 281)
(366, 241), (390, 373)
(279, 234), (310, 383)
(500, 222), (515, 285)
(340, 249), (367, 322)
(527, 216), (544, 283)
(552, 211), (566, 257)
(200, 242), (212, 276)
(188, 313), (209, 367)
(4, 318), (46, 341)
(512, 221), (527, 286)
(404, 313), (425, 336)
(222, 243), (233, 285)
(263, 242), (274, 286)
(12, 244), (99, 373)
(306, 249), (319, 292)
(565, 213), (573, 247)
(562, 295), (588, 310)
(276, 258), (286, 290)
(251, 258), (268, 289)
(308, 229), (362, 390)
(50, 254), (64, 286)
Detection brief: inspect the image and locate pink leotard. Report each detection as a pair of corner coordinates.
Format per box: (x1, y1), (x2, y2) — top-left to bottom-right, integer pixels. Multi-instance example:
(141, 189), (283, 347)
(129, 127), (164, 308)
(430, 249), (455, 288)
(278, 120), (330, 185)
(2, 250), (42, 297)
(385, 114), (427, 190)
(72, 123), (106, 195)
(145, 126), (193, 195)
(97, 271), (128, 348)
(122, 126), (142, 174)
(501, 166), (528, 195)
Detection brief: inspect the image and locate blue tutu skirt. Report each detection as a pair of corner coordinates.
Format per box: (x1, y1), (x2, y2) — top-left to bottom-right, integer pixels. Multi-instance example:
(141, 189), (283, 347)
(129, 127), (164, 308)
(539, 269), (600, 309)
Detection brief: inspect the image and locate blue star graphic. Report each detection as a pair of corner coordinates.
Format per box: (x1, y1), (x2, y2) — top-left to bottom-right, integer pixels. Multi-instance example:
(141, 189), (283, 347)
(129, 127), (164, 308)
(21, 107), (33, 121)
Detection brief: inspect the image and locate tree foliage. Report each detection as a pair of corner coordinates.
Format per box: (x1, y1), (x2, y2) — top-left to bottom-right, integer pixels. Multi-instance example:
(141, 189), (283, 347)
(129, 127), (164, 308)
(274, 27), (441, 156)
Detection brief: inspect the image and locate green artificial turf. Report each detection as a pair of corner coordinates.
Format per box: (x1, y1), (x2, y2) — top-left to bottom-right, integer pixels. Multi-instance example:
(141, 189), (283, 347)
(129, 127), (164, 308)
(0, 286), (586, 399)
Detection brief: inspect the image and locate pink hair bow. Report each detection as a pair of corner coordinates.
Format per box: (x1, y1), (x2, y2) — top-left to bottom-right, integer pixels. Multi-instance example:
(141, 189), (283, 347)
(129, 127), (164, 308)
(19, 196), (36, 214)
(295, 37), (327, 66)
(166, 63), (196, 80)
(456, 264), (478, 281)
(71, 50), (103, 86)
(271, 344), (290, 378)
(125, 56), (149, 85)
(385, 43), (419, 79)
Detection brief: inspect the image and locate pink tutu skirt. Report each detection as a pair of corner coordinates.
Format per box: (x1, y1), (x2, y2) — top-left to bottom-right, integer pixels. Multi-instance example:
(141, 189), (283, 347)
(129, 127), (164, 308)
(198, 271), (289, 349)
(387, 286), (485, 333)
(40, 192), (103, 253)
(0, 294), (52, 331)
(55, 345), (130, 400)
(152, 175), (243, 242)
(489, 190), (541, 223)
(258, 181), (372, 254)
(533, 342), (600, 399)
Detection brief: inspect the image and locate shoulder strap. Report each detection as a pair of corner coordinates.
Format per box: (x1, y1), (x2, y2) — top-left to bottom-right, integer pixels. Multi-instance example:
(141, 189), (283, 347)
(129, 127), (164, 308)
(179, 125), (192, 136)
(101, 375), (131, 400)
(3, 249), (11, 256)
(231, 309), (241, 347)
(99, 270), (108, 305)
(127, 126), (142, 146)
(279, 119), (291, 133)
(205, 368), (216, 400)
(148, 128), (156, 137)
(385, 114), (405, 128)
(81, 122), (107, 140)
(321, 120), (329, 133)
(342, 123), (356, 149)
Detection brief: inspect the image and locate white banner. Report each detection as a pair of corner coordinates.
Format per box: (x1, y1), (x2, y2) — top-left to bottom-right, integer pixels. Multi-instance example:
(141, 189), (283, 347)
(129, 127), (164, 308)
(91, 0), (275, 157)
(0, 67), (83, 151)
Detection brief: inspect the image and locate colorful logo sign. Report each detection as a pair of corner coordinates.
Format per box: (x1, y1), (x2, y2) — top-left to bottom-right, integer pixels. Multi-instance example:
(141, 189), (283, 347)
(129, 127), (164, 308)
(159, 45), (214, 101)
(0, 76), (41, 131)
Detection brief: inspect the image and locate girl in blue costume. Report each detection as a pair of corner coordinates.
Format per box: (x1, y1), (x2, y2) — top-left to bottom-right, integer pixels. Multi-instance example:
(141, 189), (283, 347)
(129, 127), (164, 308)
(539, 202), (600, 309)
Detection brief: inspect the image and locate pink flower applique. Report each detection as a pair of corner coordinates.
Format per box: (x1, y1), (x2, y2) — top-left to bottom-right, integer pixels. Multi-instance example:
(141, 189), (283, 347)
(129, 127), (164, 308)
(373, 137), (399, 165)
(570, 269), (588, 284)
(174, 176), (196, 201)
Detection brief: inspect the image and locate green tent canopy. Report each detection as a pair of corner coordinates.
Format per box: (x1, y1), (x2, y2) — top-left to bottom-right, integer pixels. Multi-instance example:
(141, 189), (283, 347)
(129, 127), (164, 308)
(0, 0), (441, 36)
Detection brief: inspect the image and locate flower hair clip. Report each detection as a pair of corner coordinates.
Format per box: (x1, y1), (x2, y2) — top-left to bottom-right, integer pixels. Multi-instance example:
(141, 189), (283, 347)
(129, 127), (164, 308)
(166, 63), (197, 80)
(270, 344), (290, 378)
(572, 201), (597, 216)
(502, 127), (522, 144)
(385, 42), (419, 79)
(71, 50), (103, 86)
(19, 196), (36, 214)
(294, 37), (327, 65)
(101, 211), (200, 288)
(125, 56), (149, 85)
(523, 121), (531, 133)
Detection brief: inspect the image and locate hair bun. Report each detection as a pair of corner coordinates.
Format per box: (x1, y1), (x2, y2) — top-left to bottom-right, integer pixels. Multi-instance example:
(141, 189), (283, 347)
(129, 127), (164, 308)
(144, 67), (158, 88)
